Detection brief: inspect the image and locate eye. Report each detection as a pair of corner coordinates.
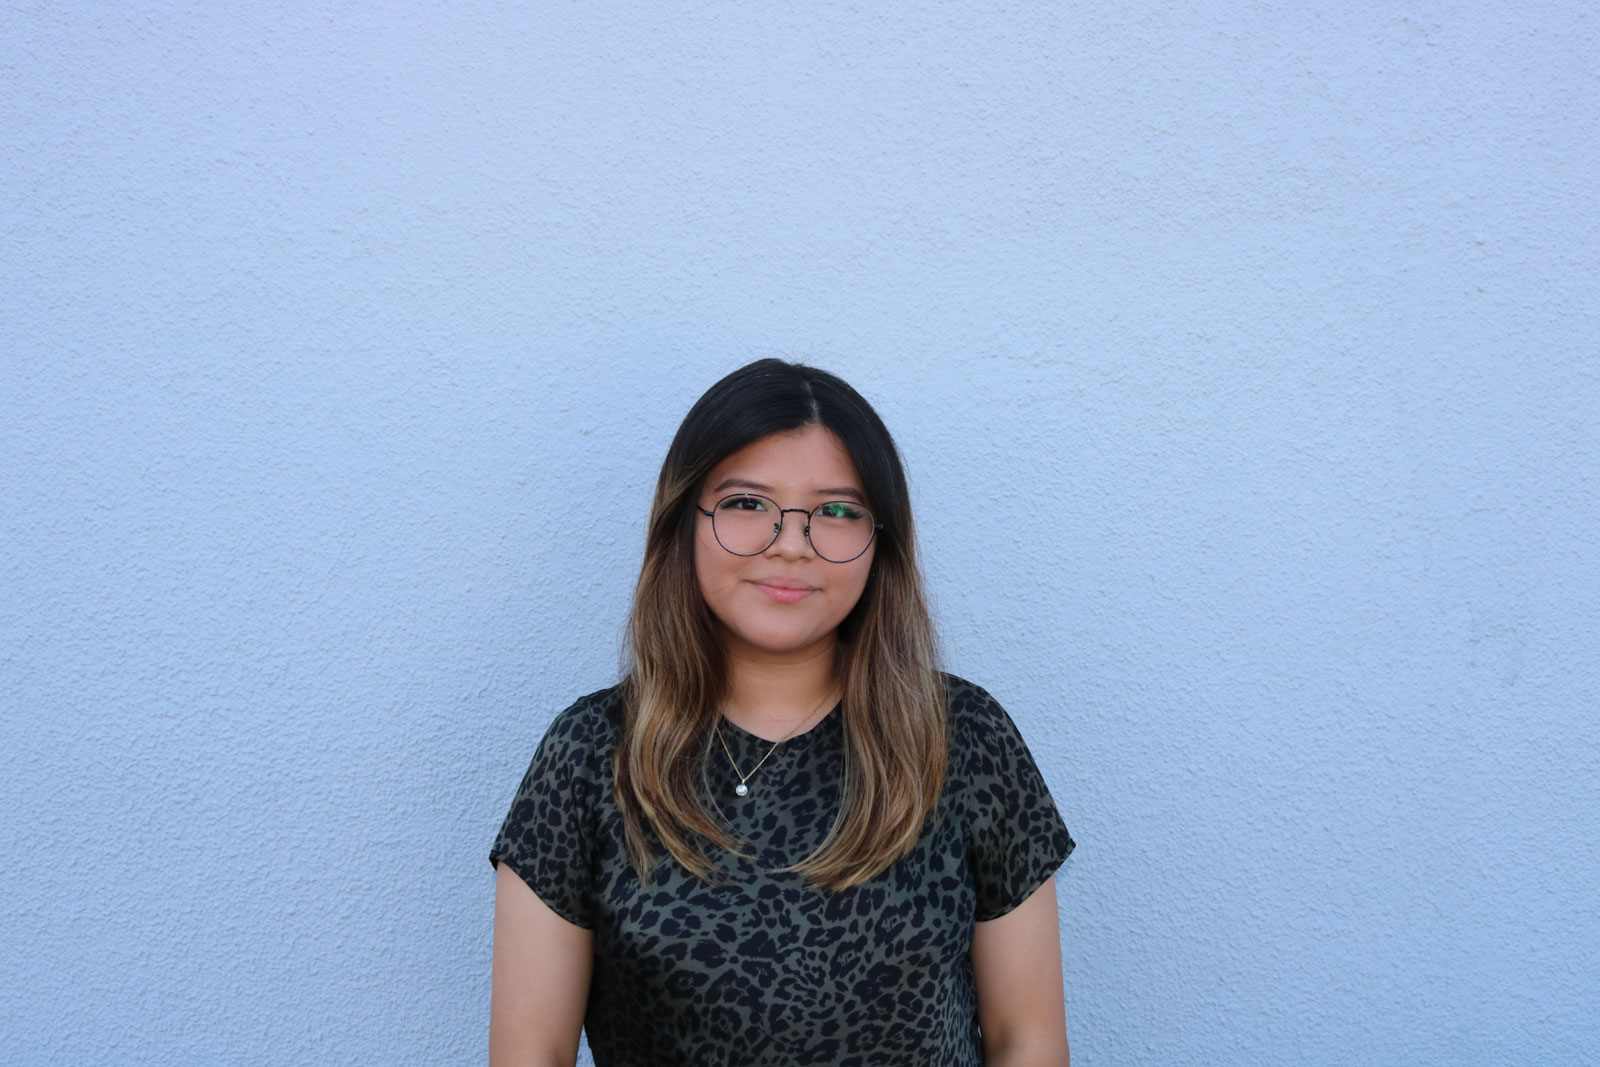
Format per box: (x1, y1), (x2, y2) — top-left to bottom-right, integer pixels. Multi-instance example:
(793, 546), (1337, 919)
(718, 494), (771, 512)
(816, 502), (865, 521)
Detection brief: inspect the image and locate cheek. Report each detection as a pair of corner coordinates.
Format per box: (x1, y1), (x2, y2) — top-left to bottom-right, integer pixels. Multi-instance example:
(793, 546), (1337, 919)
(693, 526), (733, 595)
(835, 552), (875, 608)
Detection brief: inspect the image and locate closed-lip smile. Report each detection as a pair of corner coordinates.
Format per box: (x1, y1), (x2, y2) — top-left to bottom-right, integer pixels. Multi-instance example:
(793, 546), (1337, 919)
(750, 577), (819, 602)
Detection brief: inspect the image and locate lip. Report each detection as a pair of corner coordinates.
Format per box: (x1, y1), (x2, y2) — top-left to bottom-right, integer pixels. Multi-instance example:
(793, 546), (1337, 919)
(750, 578), (819, 603)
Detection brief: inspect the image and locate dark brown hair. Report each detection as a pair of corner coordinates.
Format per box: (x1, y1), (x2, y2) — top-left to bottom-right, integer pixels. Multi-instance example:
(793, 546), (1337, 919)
(615, 359), (946, 889)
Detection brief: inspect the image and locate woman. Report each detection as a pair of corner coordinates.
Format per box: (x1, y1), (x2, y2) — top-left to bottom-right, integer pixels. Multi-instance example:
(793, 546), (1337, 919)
(490, 360), (1075, 1066)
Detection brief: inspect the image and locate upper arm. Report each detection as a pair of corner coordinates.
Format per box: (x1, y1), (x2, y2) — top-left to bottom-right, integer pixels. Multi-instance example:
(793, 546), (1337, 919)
(490, 861), (593, 1067)
(971, 875), (1069, 1067)
(955, 683), (1076, 923)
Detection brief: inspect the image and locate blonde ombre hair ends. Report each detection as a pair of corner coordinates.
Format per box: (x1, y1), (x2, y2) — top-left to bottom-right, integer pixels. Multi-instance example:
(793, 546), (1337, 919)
(615, 360), (946, 890)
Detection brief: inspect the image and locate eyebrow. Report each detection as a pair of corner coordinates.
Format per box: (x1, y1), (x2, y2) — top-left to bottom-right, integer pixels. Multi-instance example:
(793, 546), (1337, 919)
(711, 478), (867, 503)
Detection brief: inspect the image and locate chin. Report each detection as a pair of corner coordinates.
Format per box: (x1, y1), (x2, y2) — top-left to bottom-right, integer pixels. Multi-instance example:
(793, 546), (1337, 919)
(724, 621), (836, 657)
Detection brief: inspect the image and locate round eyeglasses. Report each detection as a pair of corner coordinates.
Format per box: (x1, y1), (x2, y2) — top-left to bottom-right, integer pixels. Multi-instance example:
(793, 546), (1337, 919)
(696, 493), (882, 563)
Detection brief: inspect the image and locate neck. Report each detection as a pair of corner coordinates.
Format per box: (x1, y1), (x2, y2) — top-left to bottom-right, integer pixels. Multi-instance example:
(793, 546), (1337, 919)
(720, 636), (839, 739)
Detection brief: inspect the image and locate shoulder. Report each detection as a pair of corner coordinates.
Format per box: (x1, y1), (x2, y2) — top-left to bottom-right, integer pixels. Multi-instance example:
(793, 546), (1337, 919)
(939, 672), (1051, 782)
(940, 672), (1012, 739)
(503, 684), (624, 817)
(533, 684), (626, 768)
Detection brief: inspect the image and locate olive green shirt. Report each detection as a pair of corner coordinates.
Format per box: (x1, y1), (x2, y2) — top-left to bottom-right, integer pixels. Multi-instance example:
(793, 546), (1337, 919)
(491, 675), (1074, 1066)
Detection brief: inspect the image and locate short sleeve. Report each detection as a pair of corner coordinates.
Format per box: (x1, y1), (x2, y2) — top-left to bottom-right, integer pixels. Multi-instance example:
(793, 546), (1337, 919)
(955, 682), (1076, 922)
(489, 696), (610, 929)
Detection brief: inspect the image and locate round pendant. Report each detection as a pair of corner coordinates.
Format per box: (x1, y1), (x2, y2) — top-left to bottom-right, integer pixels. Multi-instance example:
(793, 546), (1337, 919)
(734, 782), (749, 797)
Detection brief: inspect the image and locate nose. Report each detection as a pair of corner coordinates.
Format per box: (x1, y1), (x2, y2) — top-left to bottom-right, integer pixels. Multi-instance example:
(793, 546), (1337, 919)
(767, 507), (815, 558)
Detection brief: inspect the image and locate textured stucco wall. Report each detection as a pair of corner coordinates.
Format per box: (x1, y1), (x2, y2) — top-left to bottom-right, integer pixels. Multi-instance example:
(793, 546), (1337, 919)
(4, 2), (1597, 1065)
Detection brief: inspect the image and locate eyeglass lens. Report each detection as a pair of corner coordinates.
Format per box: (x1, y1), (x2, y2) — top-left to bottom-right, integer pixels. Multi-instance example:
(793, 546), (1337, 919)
(709, 494), (876, 562)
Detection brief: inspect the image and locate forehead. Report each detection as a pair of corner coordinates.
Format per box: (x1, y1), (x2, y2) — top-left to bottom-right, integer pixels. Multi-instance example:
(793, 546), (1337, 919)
(703, 425), (863, 495)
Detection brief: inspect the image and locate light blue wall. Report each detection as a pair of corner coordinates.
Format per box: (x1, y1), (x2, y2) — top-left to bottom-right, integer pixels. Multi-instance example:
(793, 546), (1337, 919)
(4, 2), (1596, 1064)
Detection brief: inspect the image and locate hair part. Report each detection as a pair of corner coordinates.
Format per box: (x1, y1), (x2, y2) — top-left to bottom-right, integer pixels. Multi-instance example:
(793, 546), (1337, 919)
(615, 358), (946, 889)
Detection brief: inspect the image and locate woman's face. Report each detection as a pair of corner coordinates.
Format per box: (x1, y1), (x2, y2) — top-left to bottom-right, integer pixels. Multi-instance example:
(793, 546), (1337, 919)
(694, 424), (877, 664)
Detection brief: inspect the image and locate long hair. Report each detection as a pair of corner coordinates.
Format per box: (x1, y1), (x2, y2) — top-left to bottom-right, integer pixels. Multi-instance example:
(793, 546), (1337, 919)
(615, 359), (946, 890)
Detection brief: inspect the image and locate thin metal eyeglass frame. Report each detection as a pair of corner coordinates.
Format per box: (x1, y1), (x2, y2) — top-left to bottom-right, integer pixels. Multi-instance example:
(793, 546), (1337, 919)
(695, 493), (883, 563)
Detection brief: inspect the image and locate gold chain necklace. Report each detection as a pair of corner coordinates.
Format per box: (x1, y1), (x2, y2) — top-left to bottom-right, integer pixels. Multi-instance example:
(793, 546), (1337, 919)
(713, 690), (837, 798)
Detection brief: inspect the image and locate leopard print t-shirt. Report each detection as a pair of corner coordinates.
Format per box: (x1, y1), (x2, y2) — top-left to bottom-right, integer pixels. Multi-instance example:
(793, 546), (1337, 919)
(490, 675), (1074, 1066)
